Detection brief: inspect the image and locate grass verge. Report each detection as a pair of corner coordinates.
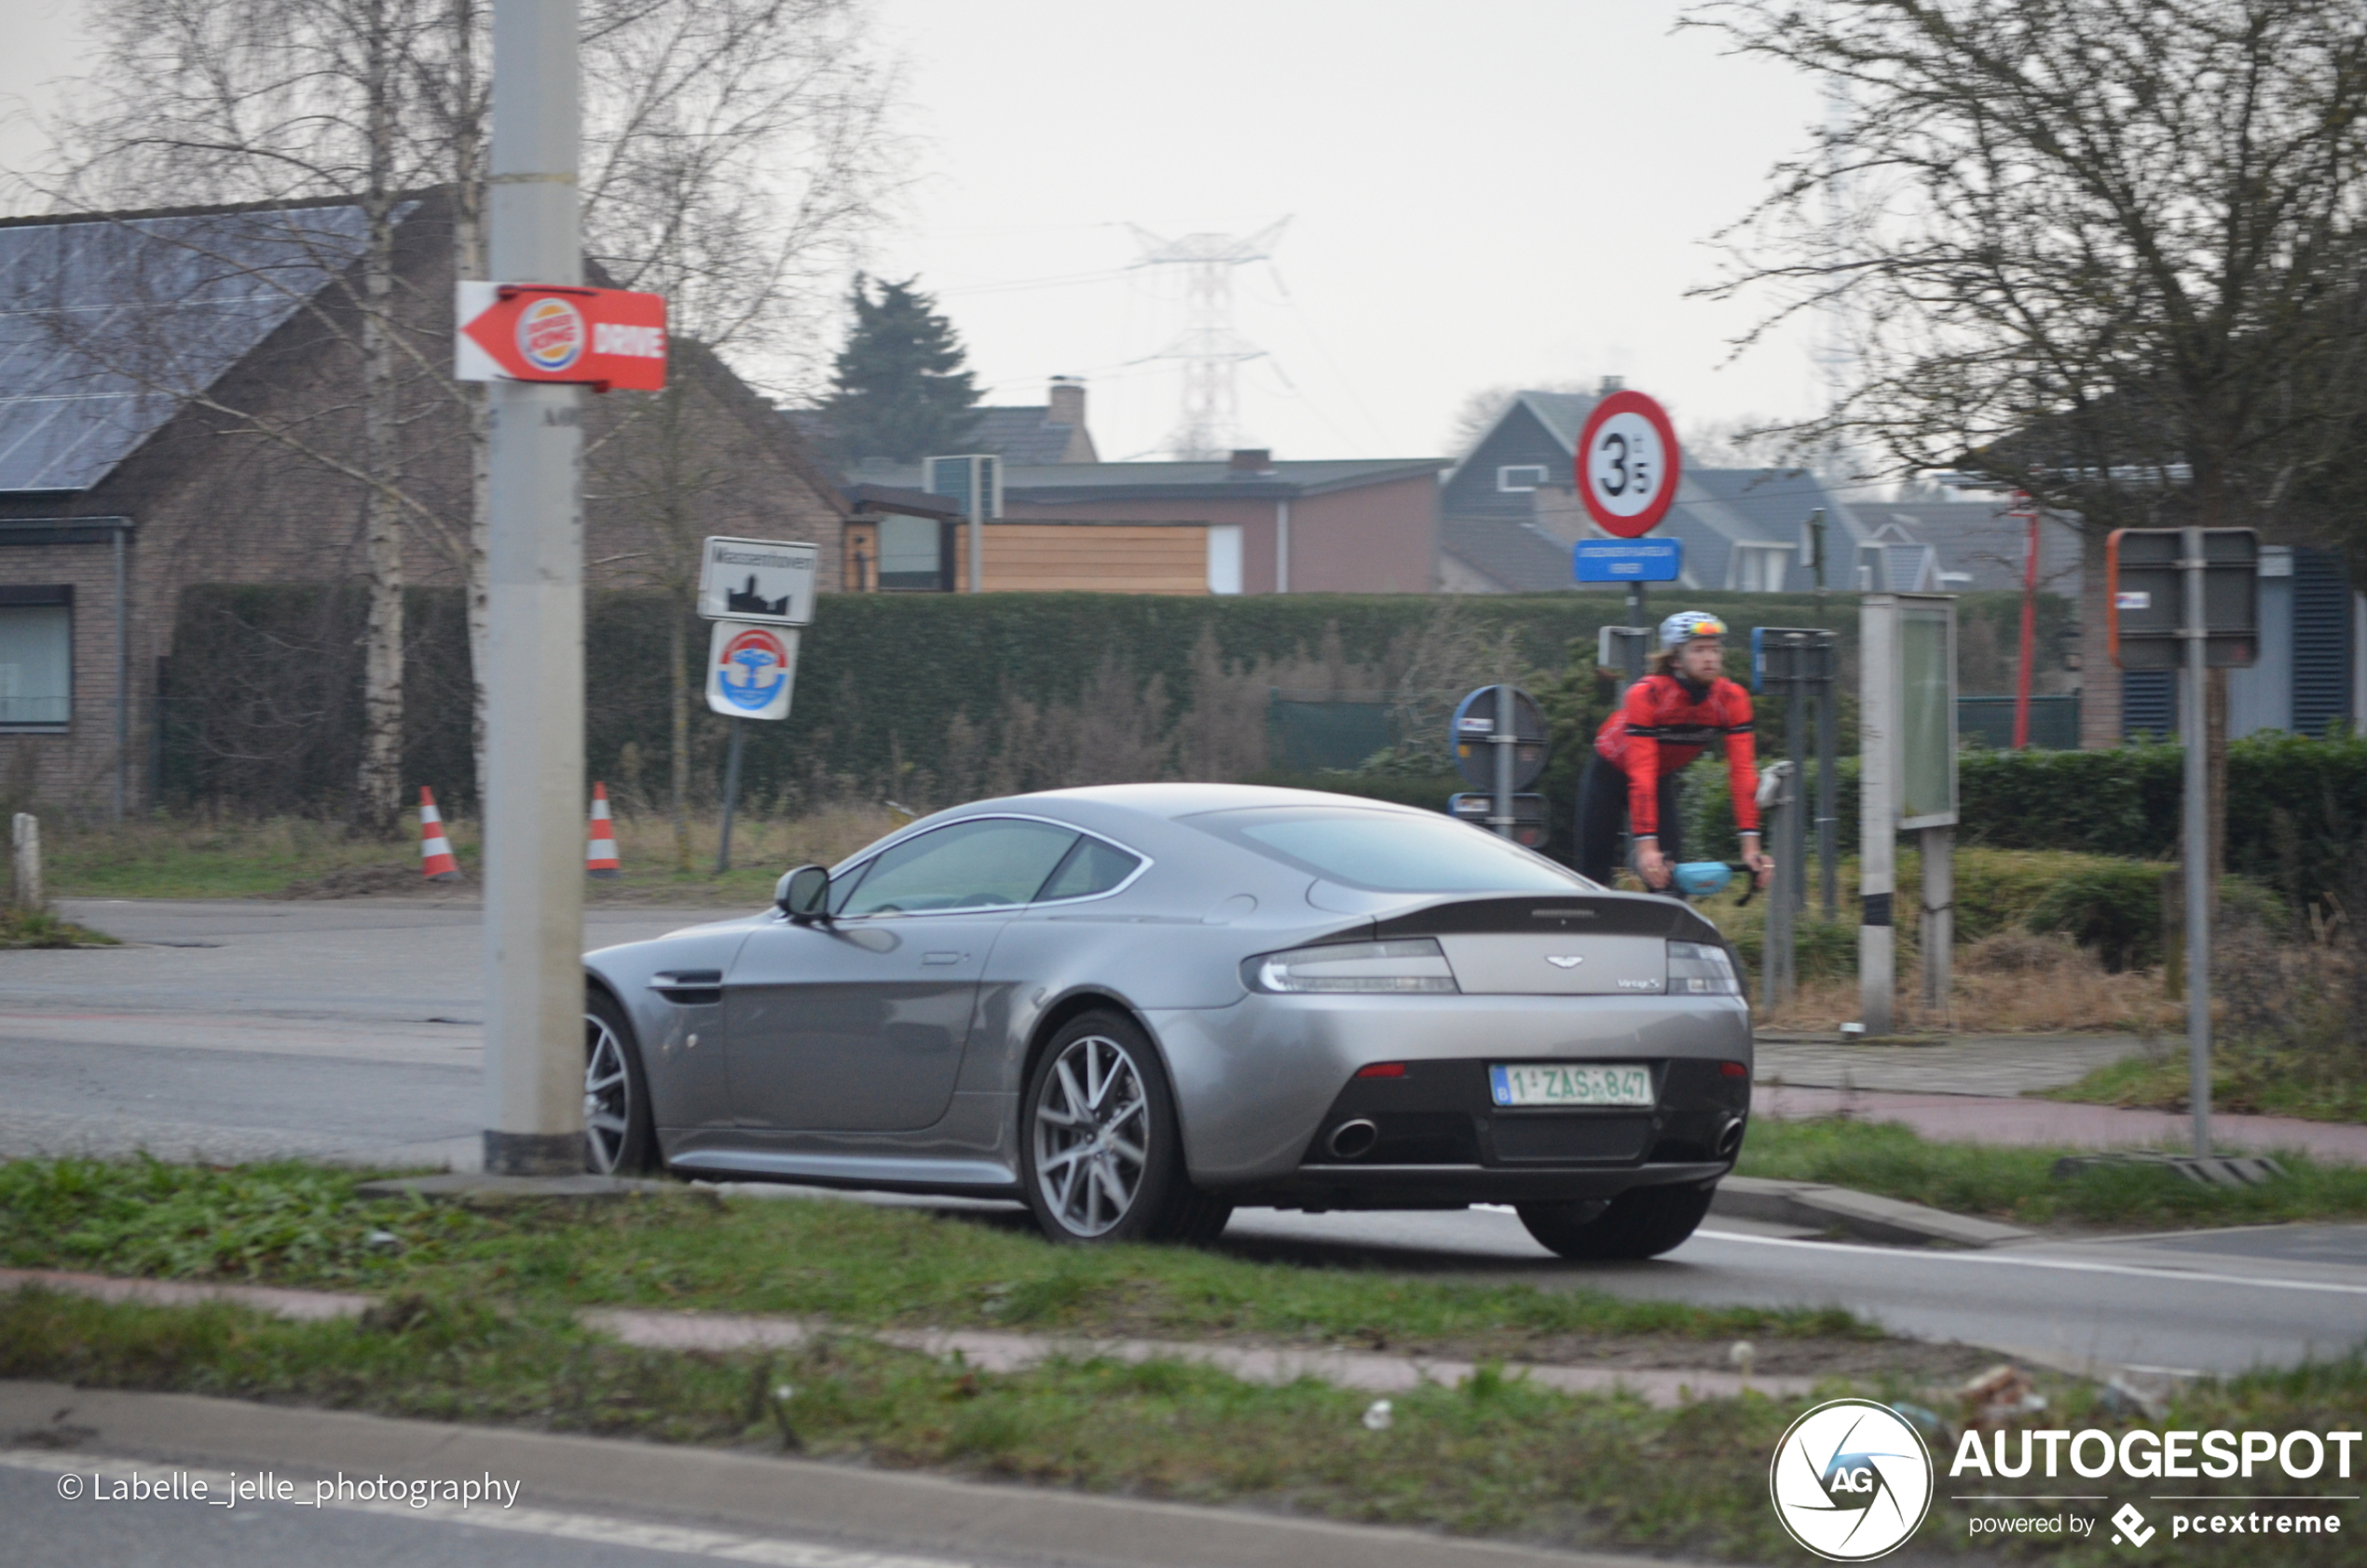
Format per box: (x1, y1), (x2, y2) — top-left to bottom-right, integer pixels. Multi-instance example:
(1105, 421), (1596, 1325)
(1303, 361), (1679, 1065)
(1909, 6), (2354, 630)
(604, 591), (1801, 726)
(5, 1287), (2359, 1566)
(0, 907), (118, 947)
(1738, 1117), (2367, 1227)
(2045, 1037), (2367, 1125)
(0, 1157), (1866, 1360)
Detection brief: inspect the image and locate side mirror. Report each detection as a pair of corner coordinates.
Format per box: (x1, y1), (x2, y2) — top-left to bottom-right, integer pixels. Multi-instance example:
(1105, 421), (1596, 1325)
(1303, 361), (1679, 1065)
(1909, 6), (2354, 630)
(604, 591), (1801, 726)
(776, 864), (831, 922)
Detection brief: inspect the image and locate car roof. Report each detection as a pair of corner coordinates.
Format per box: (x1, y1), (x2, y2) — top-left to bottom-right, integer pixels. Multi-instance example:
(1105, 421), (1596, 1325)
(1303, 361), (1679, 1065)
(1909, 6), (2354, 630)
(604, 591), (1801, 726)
(993, 782), (1438, 822)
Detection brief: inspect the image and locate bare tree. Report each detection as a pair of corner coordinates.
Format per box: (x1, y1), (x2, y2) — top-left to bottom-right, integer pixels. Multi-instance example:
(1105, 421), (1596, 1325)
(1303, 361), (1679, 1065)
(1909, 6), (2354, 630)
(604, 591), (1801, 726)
(47, 0), (458, 830)
(574, 0), (899, 868)
(1690, 0), (2367, 527)
(32, 0), (900, 828)
(1689, 0), (2367, 866)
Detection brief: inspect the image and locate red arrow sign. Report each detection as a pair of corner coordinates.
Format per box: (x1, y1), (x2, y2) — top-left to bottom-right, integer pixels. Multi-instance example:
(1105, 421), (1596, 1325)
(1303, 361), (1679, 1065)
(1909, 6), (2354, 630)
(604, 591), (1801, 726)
(455, 281), (667, 391)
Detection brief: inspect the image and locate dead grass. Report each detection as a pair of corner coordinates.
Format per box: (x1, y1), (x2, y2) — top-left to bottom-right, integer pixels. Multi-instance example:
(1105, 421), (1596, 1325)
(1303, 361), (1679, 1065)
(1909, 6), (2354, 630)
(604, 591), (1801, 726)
(1760, 930), (2182, 1034)
(46, 802), (909, 905)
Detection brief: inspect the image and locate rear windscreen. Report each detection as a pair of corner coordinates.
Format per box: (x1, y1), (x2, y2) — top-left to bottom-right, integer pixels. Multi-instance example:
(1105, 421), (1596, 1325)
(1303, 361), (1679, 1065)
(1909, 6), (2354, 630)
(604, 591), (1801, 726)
(1186, 806), (1593, 893)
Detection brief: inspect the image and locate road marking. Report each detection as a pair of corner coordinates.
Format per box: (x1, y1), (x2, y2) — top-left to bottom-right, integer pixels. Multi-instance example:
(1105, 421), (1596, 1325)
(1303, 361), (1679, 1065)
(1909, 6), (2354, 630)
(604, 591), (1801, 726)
(1, 1451), (974, 1567)
(1691, 1229), (2367, 1297)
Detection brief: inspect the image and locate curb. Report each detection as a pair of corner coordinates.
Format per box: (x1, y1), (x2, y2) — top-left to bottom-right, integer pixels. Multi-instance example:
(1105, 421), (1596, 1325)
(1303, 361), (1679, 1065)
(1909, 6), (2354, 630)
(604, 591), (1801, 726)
(581, 1308), (1816, 1407)
(0, 1379), (1680, 1568)
(1711, 1176), (2033, 1249)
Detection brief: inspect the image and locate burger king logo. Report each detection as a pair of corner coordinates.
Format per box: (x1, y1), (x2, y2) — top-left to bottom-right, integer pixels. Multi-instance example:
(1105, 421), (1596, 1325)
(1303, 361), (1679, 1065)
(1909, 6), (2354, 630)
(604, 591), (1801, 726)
(516, 296), (586, 374)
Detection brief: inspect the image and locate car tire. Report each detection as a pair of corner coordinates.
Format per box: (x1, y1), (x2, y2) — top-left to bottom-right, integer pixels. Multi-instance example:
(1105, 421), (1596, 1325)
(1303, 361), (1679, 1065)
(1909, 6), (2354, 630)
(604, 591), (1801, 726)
(584, 986), (659, 1176)
(1516, 1181), (1715, 1261)
(1020, 1010), (1220, 1246)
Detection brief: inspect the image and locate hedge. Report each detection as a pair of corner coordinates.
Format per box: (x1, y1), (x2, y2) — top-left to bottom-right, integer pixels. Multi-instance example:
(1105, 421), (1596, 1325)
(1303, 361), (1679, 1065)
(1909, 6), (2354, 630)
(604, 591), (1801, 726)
(1674, 732), (2367, 907)
(162, 583), (1912, 817)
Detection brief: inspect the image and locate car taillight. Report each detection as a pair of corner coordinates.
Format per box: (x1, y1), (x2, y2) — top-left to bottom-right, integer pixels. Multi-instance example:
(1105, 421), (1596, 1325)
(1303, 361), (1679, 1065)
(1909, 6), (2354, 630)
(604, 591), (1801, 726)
(1667, 941), (1741, 996)
(1244, 938), (1459, 994)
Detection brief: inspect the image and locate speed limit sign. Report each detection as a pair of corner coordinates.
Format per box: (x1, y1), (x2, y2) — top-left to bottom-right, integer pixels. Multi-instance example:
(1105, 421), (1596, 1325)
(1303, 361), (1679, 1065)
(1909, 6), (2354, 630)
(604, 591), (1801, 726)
(1575, 389), (1681, 539)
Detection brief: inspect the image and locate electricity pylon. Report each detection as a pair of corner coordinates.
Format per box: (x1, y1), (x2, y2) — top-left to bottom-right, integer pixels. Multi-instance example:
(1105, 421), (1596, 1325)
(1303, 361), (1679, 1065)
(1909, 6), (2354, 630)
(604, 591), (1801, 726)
(1129, 219), (1290, 459)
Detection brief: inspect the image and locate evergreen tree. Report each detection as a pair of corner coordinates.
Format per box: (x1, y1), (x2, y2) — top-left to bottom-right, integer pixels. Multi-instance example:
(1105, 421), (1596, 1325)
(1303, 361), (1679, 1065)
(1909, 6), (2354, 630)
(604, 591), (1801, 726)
(817, 275), (981, 463)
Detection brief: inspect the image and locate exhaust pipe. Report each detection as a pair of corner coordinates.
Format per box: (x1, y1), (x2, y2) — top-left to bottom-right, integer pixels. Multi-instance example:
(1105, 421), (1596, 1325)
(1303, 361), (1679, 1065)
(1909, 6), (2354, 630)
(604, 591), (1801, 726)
(1716, 1117), (1747, 1160)
(1325, 1118), (1380, 1160)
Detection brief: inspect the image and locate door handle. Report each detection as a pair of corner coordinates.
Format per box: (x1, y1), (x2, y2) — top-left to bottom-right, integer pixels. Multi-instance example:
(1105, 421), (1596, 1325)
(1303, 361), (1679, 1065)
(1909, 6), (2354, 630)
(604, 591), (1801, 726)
(922, 951), (965, 965)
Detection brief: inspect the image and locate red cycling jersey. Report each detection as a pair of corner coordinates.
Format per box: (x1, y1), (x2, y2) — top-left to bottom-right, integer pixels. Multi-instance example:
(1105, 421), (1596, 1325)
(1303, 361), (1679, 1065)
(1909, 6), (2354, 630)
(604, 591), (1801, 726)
(1592, 673), (1760, 839)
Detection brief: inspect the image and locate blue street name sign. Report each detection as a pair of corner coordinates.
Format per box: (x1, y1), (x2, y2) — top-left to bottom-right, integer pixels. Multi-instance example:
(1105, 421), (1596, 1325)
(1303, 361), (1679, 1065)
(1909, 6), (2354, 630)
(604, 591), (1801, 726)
(1574, 538), (1683, 583)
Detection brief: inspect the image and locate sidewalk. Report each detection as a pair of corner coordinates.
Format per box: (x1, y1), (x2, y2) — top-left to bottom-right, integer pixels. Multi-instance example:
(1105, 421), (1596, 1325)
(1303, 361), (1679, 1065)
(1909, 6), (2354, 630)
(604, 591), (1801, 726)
(1751, 1030), (2367, 1162)
(1756, 1084), (2367, 1163)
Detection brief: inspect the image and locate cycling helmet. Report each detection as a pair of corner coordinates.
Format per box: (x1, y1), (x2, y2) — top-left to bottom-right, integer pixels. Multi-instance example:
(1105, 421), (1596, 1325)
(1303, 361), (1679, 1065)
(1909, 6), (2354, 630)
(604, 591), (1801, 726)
(1659, 610), (1728, 649)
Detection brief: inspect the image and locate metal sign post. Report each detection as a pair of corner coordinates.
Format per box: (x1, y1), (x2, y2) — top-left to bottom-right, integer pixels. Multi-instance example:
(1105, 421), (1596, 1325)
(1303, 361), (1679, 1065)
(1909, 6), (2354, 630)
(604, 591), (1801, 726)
(1450, 687), (1547, 844)
(480, 0), (589, 1177)
(1856, 595), (1957, 1035)
(2180, 528), (2210, 1156)
(696, 538), (813, 872)
(1752, 629), (1836, 1006)
(2107, 526), (2259, 1156)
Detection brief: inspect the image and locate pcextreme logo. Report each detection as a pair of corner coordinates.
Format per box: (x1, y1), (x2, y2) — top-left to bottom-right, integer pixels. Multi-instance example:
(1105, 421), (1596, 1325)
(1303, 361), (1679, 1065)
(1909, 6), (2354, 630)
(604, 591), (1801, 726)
(1769, 1399), (1935, 1561)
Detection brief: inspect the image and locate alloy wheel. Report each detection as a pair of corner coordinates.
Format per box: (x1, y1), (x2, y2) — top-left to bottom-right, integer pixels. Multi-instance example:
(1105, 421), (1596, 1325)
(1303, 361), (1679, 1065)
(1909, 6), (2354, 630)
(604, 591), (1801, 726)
(1032, 1033), (1149, 1236)
(583, 1012), (634, 1174)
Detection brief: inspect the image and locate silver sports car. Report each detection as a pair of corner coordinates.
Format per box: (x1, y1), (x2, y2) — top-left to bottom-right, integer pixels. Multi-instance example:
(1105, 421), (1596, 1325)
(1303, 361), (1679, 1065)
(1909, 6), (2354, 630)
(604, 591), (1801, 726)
(582, 784), (1751, 1258)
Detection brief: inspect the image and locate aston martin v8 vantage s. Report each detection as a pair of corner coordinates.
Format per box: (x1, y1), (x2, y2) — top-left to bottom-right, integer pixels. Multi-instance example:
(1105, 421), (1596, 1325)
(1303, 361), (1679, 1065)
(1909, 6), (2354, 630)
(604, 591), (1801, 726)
(582, 784), (1751, 1257)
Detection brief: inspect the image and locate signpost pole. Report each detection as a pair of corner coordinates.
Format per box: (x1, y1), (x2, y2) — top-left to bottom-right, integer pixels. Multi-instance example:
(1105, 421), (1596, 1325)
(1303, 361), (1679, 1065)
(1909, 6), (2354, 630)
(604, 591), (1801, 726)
(1623, 584), (1648, 691)
(715, 717), (747, 874)
(1784, 640), (1809, 1003)
(2181, 525), (2212, 1156)
(1491, 684), (1514, 841)
(2012, 493), (2039, 749)
(1858, 596), (1896, 1036)
(968, 492), (984, 594)
(1815, 640), (1839, 919)
(482, 0), (586, 1176)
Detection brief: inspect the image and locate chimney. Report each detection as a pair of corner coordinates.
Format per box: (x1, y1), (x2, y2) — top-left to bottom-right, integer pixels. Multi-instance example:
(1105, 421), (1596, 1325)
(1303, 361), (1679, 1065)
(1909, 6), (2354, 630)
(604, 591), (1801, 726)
(1598, 375), (1624, 395)
(1227, 448), (1273, 474)
(1047, 375), (1087, 429)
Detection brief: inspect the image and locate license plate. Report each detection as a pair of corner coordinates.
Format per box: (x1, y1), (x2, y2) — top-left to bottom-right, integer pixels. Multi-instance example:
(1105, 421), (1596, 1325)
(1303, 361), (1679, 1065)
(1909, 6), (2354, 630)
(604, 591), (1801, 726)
(1489, 1063), (1654, 1108)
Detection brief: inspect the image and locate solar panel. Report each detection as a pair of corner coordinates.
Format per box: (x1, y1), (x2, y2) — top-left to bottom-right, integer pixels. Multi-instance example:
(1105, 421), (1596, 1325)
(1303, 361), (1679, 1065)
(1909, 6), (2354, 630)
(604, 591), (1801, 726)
(0, 204), (382, 493)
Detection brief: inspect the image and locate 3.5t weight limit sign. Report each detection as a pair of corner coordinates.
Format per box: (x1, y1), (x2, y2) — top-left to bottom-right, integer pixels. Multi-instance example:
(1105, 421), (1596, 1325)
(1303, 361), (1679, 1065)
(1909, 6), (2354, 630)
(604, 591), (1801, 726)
(1576, 390), (1681, 539)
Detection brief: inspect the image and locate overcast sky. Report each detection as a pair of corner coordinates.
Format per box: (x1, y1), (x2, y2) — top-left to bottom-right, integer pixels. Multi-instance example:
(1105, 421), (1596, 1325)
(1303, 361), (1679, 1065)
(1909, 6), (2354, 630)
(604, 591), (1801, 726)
(1, 1), (1830, 465)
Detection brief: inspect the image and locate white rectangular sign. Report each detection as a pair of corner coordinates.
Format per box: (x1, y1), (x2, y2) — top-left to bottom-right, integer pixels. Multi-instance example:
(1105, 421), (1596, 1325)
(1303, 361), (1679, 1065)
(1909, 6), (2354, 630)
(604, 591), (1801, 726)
(705, 620), (799, 721)
(696, 536), (816, 626)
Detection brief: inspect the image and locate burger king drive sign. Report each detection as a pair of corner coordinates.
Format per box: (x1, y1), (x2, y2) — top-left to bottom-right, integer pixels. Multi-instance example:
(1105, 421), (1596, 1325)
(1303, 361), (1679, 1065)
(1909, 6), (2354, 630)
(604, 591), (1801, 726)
(455, 280), (668, 391)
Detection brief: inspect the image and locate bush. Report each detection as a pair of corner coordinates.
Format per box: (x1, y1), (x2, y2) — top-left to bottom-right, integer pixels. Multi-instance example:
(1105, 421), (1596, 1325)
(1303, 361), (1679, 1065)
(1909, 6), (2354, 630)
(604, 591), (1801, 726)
(2022, 859), (2166, 972)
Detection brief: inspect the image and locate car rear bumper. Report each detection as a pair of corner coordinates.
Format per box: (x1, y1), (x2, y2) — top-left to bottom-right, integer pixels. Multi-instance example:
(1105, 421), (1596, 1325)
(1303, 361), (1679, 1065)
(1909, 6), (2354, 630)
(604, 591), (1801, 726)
(1147, 992), (1752, 1196)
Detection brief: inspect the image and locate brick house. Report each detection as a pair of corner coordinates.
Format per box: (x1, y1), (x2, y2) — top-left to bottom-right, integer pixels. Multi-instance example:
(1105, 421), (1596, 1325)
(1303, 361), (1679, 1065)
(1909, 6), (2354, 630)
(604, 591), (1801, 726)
(0, 190), (847, 812)
(842, 444), (1446, 595)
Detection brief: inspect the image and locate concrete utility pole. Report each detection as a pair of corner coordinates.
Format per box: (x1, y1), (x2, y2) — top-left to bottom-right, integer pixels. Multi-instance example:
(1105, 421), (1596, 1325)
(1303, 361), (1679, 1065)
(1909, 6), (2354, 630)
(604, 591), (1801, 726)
(482, 0), (586, 1176)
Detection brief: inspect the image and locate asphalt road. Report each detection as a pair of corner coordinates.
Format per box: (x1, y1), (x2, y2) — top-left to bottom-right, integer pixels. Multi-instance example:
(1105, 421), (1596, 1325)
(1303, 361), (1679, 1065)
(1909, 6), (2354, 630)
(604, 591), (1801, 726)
(10, 897), (2366, 1382)
(1, 1460), (921, 1568)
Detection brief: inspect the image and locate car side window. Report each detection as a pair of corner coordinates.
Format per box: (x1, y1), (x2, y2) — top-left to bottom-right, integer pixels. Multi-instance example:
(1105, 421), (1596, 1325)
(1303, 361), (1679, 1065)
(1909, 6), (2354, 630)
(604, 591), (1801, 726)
(837, 818), (1080, 917)
(1034, 835), (1143, 903)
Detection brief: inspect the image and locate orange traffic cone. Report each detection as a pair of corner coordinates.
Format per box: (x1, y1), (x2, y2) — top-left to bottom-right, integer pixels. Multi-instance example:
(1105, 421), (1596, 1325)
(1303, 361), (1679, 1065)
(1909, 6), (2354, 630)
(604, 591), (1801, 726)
(585, 783), (622, 878)
(418, 787), (460, 881)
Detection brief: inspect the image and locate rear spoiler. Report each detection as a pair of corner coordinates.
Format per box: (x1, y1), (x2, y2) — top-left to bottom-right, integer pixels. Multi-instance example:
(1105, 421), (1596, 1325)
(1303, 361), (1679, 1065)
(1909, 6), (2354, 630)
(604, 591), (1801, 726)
(1372, 894), (1722, 945)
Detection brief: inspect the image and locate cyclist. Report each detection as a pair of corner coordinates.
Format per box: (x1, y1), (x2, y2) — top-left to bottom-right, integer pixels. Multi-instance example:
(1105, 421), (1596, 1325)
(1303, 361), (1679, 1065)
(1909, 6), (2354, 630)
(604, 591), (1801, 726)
(1578, 610), (1772, 893)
